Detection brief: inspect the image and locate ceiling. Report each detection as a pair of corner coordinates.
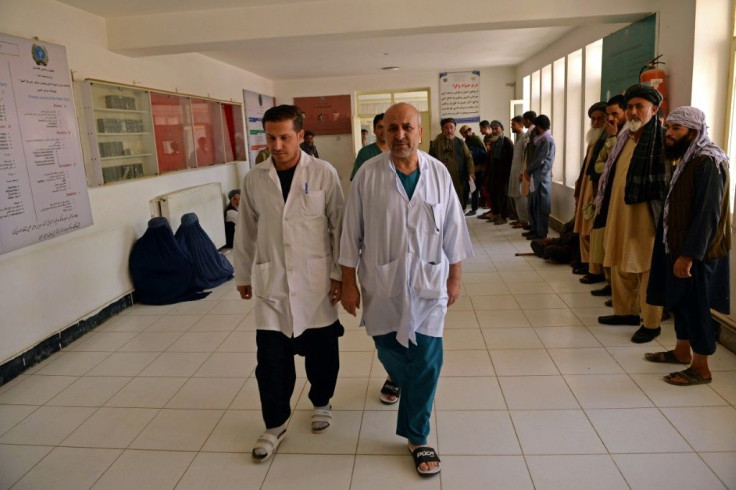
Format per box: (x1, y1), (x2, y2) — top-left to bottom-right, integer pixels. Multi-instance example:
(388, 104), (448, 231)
(55, 0), (650, 80)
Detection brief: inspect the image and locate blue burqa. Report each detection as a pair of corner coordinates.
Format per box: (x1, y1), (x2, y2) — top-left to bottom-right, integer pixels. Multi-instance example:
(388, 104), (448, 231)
(175, 212), (234, 289)
(129, 217), (210, 305)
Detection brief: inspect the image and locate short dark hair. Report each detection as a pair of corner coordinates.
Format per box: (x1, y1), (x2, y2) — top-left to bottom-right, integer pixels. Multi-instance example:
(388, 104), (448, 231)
(511, 116), (523, 125)
(262, 104), (304, 132)
(373, 113), (385, 128)
(440, 117), (456, 128)
(522, 111), (537, 122)
(607, 94), (626, 110)
(479, 120), (491, 128)
(304, 129), (315, 138)
(534, 114), (551, 130)
(361, 129), (368, 134)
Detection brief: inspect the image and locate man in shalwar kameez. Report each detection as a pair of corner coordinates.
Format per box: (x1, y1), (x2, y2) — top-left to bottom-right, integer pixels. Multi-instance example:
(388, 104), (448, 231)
(234, 105), (345, 462)
(340, 102), (473, 477)
(595, 85), (668, 343)
(573, 102), (608, 283)
(645, 106), (730, 386)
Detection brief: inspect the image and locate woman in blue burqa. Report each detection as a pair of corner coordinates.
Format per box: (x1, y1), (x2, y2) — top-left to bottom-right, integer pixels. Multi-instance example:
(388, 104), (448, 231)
(129, 216), (210, 304)
(175, 212), (234, 289)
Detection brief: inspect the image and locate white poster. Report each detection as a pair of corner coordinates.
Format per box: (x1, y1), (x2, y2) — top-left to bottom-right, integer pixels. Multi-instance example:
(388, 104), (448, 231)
(243, 90), (274, 167)
(439, 71), (481, 123)
(0, 33), (92, 255)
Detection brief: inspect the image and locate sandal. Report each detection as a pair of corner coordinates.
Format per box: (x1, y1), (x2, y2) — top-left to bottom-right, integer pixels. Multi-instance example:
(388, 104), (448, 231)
(645, 350), (690, 365)
(311, 407), (332, 433)
(252, 429), (286, 463)
(380, 379), (401, 405)
(409, 446), (441, 476)
(664, 368), (712, 386)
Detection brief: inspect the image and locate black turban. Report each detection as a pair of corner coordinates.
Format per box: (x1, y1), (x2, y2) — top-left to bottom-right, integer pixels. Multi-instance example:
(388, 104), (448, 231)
(624, 84), (663, 106)
(587, 102), (607, 117)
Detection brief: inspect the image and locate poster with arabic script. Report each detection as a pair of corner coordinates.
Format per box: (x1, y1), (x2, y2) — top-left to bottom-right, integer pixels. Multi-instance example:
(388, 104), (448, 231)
(439, 71), (480, 123)
(0, 32), (93, 255)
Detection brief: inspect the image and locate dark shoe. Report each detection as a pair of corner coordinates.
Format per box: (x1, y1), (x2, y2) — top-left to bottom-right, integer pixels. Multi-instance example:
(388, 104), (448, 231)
(494, 217), (508, 225)
(631, 325), (661, 343)
(644, 350), (690, 365)
(598, 314), (640, 325)
(512, 221), (527, 229)
(664, 367), (712, 386)
(522, 230), (536, 237)
(580, 273), (605, 284)
(526, 235), (545, 240)
(464, 210), (476, 217)
(477, 211), (494, 219)
(591, 284), (612, 296)
(409, 446), (441, 477)
(604, 299), (613, 307)
(522, 225), (532, 230)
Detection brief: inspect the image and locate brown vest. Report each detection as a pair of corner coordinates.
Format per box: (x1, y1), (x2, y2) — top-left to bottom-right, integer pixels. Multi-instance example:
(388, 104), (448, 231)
(666, 155), (731, 261)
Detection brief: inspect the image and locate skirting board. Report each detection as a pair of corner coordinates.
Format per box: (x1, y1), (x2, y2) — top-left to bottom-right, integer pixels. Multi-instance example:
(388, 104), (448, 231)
(0, 294), (133, 386)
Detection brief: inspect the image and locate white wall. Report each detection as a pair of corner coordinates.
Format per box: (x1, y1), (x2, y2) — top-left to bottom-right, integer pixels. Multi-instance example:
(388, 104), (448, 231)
(274, 66), (515, 195)
(0, 0), (274, 364)
(513, 0), (715, 224)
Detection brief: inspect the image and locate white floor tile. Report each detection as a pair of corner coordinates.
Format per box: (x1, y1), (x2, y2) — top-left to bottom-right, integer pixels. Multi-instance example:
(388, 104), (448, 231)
(119, 331), (182, 352)
(524, 308), (582, 327)
(499, 375), (579, 410)
(436, 410), (520, 454)
(92, 449), (195, 490)
(614, 453), (726, 489)
(515, 293), (566, 309)
(440, 455), (533, 489)
(443, 310), (481, 328)
(490, 349), (559, 376)
(11, 447), (120, 490)
(357, 410), (436, 454)
(700, 452), (736, 490)
(511, 410), (606, 455)
(526, 455), (628, 490)
(188, 314), (244, 332)
(86, 352), (158, 377)
(262, 454), (354, 490)
(47, 376), (130, 407)
(62, 407), (158, 448)
(201, 409), (266, 453)
(278, 410), (361, 454)
(482, 328), (544, 349)
(351, 455), (441, 490)
(535, 326), (601, 348)
(138, 352), (209, 377)
(0, 404), (37, 437)
(0, 375), (77, 405)
(216, 331), (257, 352)
(165, 377), (244, 409)
(104, 377), (186, 408)
(477, 309), (531, 328)
(176, 451), (271, 490)
(194, 352), (257, 377)
(564, 374), (653, 409)
(548, 348), (623, 374)
(145, 314), (202, 332)
(296, 377), (368, 410)
(661, 406), (736, 451)
(34, 351), (110, 376)
(0, 406), (96, 445)
(434, 377), (506, 410)
(130, 409), (223, 451)
(442, 328), (486, 350)
(441, 349), (495, 376)
(0, 444), (53, 489)
(586, 407), (691, 453)
(469, 294), (520, 311)
(166, 331), (229, 352)
(631, 373), (730, 407)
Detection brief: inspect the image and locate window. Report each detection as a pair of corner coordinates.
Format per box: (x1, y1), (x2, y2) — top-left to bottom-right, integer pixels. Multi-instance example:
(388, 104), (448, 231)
(565, 49), (583, 187)
(355, 89), (431, 153)
(552, 57), (566, 184)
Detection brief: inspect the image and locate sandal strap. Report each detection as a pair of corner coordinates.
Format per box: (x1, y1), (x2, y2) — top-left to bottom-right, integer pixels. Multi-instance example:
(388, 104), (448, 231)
(671, 367), (706, 383)
(255, 430), (284, 449)
(311, 409), (333, 420)
(411, 446), (441, 463)
(381, 380), (400, 396)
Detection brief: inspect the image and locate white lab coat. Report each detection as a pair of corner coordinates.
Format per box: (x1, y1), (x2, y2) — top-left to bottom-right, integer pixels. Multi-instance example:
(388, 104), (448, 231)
(233, 151), (343, 337)
(340, 151), (473, 347)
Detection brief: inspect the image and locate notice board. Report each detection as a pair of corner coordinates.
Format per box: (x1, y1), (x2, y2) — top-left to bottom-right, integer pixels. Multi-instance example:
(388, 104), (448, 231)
(600, 14), (657, 102)
(439, 71), (480, 123)
(243, 89), (274, 166)
(0, 33), (92, 255)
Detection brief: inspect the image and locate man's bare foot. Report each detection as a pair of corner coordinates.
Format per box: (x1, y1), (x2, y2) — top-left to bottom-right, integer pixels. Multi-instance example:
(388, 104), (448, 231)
(408, 443), (440, 475)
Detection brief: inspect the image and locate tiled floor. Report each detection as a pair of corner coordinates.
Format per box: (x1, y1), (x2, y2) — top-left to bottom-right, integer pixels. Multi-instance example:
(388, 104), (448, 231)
(2, 213), (736, 489)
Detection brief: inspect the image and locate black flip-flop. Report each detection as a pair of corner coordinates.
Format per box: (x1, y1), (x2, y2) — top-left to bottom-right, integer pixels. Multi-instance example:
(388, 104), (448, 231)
(644, 350), (690, 365)
(409, 446), (441, 476)
(380, 379), (400, 405)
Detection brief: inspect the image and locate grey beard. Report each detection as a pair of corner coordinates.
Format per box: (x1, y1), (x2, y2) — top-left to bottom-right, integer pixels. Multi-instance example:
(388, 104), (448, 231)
(624, 119), (643, 133)
(586, 127), (605, 145)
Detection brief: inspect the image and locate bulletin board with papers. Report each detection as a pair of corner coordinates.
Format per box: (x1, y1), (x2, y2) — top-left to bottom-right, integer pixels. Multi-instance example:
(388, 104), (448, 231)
(0, 32), (92, 255)
(439, 71), (481, 123)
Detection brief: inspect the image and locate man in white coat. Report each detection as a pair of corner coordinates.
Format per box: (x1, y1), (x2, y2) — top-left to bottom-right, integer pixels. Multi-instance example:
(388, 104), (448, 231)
(340, 102), (473, 477)
(233, 104), (344, 463)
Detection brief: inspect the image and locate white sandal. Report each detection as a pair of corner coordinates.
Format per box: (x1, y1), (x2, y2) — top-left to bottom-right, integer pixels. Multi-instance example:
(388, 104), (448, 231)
(311, 407), (333, 434)
(252, 429), (286, 463)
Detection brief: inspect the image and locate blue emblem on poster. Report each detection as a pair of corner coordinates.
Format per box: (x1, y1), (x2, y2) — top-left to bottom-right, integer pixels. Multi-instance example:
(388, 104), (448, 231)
(31, 43), (48, 66)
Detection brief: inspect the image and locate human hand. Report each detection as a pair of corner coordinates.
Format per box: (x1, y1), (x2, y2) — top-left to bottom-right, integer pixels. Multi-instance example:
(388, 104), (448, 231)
(329, 280), (342, 305)
(341, 282), (361, 315)
(673, 256), (693, 278)
(447, 277), (461, 306)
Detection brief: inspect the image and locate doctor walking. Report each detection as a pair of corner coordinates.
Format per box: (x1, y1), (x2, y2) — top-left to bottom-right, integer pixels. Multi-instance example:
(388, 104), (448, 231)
(233, 104), (344, 462)
(340, 102), (473, 476)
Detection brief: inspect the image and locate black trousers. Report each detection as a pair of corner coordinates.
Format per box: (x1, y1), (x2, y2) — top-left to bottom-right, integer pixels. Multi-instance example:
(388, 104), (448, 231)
(255, 321), (342, 428)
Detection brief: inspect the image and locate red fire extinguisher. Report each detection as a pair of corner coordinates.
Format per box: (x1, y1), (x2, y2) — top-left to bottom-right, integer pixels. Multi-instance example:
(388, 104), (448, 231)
(640, 55), (668, 114)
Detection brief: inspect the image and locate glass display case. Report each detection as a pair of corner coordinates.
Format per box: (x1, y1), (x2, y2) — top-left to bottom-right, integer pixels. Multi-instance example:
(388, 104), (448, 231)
(81, 81), (157, 184)
(76, 79), (245, 186)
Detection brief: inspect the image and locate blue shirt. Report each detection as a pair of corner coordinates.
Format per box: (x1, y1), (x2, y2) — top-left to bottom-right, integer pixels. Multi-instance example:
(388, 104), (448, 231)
(395, 167), (421, 200)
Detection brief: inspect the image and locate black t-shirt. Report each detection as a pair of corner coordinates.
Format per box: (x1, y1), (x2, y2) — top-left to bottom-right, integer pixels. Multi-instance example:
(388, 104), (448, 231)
(276, 164), (297, 202)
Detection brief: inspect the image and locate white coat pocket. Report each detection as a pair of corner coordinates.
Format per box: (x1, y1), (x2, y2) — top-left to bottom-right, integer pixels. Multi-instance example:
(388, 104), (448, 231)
(253, 262), (273, 299)
(410, 255), (445, 299)
(375, 258), (402, 298)
(307, 256), (332, 292)
(301, 190), (325, 217)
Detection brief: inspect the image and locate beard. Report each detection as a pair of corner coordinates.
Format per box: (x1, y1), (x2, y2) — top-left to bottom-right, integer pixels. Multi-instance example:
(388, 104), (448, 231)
(664, 136), (692, 161)
(586, 127), (604, 145)
(490, 134), (501, 142)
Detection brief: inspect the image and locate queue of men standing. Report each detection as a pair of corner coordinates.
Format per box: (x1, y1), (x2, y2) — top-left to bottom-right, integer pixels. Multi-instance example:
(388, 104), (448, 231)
(232, 91), (730, 476)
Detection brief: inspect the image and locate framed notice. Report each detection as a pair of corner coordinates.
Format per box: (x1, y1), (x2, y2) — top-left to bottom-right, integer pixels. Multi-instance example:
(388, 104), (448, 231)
(439, 71), (480, 123)
(293, 95), (351, 135)
(0, 32), (93, 255)
(243, 90), (274, 166)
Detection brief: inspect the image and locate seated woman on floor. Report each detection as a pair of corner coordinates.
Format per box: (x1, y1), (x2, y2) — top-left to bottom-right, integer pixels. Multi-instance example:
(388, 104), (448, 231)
(175, 212), (234, 289)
